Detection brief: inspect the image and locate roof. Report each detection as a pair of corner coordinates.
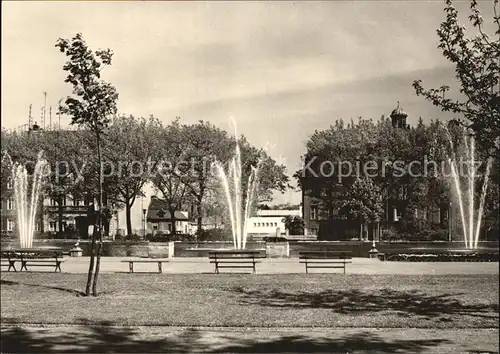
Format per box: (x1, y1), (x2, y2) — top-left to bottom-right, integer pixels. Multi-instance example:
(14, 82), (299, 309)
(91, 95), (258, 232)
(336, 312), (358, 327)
(391, 102), (407, 117)
(256, 209), (301, 217)
(146, 197), (191, 221)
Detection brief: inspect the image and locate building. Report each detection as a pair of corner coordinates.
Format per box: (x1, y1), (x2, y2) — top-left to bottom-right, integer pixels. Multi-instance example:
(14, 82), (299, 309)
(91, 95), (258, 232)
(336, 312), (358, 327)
(0, 179), (17, 234)
(146, 196), (192, 235)
(300, 103), (446, 241)
(246, 208), (301, 238)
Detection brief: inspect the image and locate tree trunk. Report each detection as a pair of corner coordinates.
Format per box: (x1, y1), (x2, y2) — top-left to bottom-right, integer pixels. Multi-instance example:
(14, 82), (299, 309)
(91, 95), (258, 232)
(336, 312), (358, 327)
(92, 131), (103, 297)
(126, 202), (132, 236)
(170, 208), (177, 234)
(58, 195), (64, 235)
(104, 217), (110, 237)
(196, 198), (203, 237)
(85, 222), (96, 296)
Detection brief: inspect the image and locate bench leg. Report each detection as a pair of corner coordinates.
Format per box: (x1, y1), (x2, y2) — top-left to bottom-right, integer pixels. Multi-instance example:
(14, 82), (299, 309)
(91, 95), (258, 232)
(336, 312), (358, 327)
(305, 260), (308, 274)
(21, 261), (28, 272)
(158, 262), (162, 273)
(343, 261), (346, 275)
(215, 262), (219, 274)
(129, 262), (133, 273)
(55, 261), (62, 272)
(8, 261), (16, 272)
(253, 262), (256, 274)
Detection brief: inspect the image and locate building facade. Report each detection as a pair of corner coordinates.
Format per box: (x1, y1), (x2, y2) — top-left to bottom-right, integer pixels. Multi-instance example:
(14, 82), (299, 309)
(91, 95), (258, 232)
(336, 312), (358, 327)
(146, 196), (192, 235)
(246, 209), (301, 237)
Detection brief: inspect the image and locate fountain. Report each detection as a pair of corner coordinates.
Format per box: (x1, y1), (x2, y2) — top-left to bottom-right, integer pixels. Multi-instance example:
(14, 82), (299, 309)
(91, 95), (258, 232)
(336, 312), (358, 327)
(10, 151), (50, 249)
(445, 123), (493, 250)
(213, 118), (264, 250)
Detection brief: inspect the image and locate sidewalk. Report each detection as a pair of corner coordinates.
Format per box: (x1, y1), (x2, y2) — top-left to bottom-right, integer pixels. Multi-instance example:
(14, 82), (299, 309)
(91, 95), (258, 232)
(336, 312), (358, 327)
(1, 325), (498, 353)
(58, 256), (500, 275)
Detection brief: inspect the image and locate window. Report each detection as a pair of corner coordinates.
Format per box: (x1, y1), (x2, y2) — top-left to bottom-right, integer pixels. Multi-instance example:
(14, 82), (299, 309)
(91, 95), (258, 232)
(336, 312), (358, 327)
(36, 222), (41, 232)
(310, 206), (318, 220)
(266, 222), (269, 227)
(253, 223), (256, 227)
(7, 198), (14, 210)
(274, 222), (278, 227)
(7, 219), (14, 232)
(311, 227), (319, 235)
(257, 223), (261, 227)
(50, 198), (57, 206)
(73, 198), (81, 206)
(6, 179), (13, 189)
(49, 222), (56, 231)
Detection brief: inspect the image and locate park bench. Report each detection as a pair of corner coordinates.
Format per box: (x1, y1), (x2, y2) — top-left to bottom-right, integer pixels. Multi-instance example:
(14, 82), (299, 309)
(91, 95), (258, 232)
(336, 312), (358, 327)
(299, 251), (352, 274)
(1, 251), (18, 272)
(121, 259), (171, 273)
(208, 250), (265, 274)
(12, 249), (65, 272)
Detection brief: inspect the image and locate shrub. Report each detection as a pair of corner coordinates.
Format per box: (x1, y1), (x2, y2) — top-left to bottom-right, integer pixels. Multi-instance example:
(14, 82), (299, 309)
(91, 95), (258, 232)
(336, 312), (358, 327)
(197, 228), (231, 242)
(381, 227), (401, 241)
(124, 234), (142, 241)
(282, 215), (304, 235)
(145, 232), (196, 242)
(263, 236), (289, 243)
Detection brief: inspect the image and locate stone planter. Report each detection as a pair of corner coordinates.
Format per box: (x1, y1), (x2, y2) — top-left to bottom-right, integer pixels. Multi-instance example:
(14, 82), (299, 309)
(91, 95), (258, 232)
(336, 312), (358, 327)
(70, 246), (83, 257)
(266, 242), (290, 258)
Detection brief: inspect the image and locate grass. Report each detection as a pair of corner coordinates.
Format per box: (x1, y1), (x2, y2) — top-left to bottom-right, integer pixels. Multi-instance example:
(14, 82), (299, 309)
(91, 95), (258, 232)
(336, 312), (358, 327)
(1, 273), (498, 328)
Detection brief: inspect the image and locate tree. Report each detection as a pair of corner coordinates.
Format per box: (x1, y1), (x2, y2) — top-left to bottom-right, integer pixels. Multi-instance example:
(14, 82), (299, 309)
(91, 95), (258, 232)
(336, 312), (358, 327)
(238, 136), (289, 204)
(282, 215), (305, 235)
(103, 115), (162, 235)
(337, 177), (384, 239)
(151, 121), (192, 235)
(56, 33), (118, 297)
(41, 129), (91, 237)
(413, 0), (500, 157)
(1, 129), (14, 193)
(297, 117), (379, 218)
(170, 121), (234, 236)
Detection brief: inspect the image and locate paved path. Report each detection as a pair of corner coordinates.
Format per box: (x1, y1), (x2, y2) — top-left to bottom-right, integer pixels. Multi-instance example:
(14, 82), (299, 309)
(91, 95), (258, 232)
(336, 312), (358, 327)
(1, 325), (498, 353)
(56, 256), (499, 275)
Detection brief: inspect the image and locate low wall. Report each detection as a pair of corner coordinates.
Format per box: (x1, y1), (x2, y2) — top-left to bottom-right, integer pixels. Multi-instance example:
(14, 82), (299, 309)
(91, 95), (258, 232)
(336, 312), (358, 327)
(1, 239), (497, 258)
(174, 241), (265, 257)
(148, 242), (174, 259)
(0, 239), (172, 258)
(266, 242), (290, 258)
(289, 241), (499, 257)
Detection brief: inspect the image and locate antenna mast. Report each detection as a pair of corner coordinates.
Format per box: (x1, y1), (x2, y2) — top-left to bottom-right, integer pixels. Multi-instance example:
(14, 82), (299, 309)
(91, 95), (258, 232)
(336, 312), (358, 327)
(43, 92), (47, 130)
(49, 106), (52, 130)
(28, 104), (32, 130)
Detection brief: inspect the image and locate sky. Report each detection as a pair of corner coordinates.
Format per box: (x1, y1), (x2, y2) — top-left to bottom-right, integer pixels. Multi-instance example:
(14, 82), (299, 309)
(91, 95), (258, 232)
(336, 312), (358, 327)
(2, 1), (493, 205)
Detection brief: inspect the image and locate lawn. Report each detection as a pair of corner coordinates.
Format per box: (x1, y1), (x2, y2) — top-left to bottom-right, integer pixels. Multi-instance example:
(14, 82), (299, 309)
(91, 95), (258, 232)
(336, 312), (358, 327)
(1, 273), (498, 329)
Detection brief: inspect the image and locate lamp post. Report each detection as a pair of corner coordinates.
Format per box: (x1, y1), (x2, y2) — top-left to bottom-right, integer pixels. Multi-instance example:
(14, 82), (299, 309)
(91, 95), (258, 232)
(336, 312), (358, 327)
(142, 208), (147, 238)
